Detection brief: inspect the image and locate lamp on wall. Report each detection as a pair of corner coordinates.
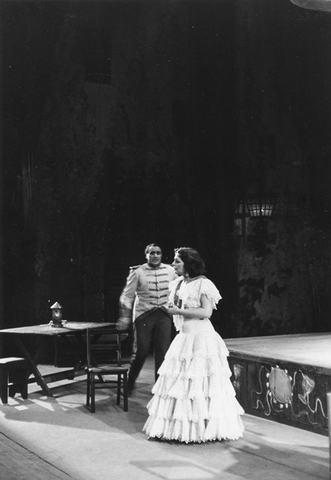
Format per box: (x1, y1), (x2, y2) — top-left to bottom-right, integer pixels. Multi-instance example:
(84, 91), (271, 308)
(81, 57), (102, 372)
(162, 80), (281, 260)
(246, 196), (277, 219)
(290, 0), (331, 11)
(245, 181), (277, 240)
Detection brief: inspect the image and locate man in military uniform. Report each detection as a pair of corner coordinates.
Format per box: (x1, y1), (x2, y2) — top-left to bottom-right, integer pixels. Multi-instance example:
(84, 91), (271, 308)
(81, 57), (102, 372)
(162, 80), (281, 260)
(117, 243), (177, 393)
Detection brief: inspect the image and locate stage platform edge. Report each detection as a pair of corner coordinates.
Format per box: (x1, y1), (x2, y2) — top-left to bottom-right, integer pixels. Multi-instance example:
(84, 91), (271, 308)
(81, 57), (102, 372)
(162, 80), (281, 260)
(225, 333), (331, 436)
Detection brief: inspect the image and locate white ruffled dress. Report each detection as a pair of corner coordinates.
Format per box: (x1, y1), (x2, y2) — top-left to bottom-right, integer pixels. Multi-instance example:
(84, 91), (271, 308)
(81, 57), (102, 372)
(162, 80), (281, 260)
(143, 276), (244, 443)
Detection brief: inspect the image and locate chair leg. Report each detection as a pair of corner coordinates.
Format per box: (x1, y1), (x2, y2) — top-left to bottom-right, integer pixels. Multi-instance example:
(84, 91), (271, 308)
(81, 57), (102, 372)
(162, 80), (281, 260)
(90, 374), (95, 413)
(116, 372), (128, 411)
(0, 367), (8, 404)
(123, 372), (128, 412)
(116, 375), (121, 405)
(86, 369), (129, 413)
(86, 371), (91, 407)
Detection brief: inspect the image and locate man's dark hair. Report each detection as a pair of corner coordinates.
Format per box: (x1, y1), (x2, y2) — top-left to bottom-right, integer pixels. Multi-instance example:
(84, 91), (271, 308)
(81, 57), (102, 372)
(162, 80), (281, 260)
(145, 243), (162, 255)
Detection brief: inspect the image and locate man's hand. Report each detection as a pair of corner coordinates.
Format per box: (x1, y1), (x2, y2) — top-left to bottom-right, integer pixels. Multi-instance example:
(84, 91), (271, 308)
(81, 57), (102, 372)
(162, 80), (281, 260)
(116, 316), (132, 331)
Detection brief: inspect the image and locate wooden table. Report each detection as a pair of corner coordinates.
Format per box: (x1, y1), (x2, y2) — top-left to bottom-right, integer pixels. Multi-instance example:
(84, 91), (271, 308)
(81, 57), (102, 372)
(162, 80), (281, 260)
(0, 322), (114, 396)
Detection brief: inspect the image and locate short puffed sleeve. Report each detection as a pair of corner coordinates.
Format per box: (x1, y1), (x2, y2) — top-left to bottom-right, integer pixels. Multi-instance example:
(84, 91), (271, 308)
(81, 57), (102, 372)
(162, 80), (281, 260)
(200, 278), (222, 309)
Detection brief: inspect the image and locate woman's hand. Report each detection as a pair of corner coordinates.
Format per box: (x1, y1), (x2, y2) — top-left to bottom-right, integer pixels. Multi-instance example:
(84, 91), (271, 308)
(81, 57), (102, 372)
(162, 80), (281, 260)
(166, 305), (182, 316)
(167, 295), (213, 319)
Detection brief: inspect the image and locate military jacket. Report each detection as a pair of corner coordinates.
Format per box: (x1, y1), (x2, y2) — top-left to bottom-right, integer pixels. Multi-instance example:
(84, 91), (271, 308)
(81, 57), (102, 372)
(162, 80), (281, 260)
(119, 263), (177, 321)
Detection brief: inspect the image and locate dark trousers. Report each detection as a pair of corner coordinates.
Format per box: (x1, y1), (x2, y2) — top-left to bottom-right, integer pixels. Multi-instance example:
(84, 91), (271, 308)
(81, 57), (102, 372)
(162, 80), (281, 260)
(128, 308), (172, 387)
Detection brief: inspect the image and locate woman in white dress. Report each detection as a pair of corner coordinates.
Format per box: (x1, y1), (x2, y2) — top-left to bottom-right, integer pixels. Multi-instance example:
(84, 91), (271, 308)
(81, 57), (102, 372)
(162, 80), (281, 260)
(143, 247), (244, 443)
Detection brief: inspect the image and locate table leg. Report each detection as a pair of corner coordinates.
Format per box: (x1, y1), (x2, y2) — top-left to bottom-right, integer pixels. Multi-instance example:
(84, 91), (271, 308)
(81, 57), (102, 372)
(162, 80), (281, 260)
(13, 337), (52, 396)
(57, 333), (86, 370)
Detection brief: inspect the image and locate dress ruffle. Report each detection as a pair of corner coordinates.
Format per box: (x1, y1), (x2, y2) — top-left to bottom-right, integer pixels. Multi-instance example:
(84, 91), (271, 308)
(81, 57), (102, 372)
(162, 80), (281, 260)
(169, 277), (222, 332)
(143, 319), (244, 443)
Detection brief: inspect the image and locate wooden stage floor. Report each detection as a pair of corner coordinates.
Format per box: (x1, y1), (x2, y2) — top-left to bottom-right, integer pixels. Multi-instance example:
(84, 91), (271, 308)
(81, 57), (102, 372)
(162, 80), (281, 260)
(225, 333), (331, 435)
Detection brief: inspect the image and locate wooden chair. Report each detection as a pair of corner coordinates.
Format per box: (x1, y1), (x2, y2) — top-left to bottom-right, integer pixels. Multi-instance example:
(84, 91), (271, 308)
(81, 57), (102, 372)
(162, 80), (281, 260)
(0, 357), (28, 404)
(85, 328), (129, 413)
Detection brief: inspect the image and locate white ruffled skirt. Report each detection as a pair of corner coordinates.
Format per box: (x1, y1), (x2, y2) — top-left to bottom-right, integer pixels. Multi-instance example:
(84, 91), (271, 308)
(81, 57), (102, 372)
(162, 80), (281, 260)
(143, 319), (244, 443)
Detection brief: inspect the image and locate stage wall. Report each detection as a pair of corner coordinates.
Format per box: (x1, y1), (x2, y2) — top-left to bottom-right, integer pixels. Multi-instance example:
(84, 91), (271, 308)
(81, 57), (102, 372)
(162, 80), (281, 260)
(225, 333), (331, 436)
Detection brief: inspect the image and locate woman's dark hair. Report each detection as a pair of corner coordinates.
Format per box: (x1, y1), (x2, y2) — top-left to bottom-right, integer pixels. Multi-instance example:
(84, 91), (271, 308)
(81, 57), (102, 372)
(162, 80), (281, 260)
(175, 247), (206, 277)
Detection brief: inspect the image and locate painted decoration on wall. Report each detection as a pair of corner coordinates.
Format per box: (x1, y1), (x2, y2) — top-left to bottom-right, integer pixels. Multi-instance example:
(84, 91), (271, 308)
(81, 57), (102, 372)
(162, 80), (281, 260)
(251, 364), (326, 426)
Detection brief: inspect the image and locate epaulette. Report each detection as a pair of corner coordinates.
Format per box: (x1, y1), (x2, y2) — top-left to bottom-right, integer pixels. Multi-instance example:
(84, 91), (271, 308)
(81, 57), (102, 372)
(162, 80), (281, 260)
(129, 265), (141, 270)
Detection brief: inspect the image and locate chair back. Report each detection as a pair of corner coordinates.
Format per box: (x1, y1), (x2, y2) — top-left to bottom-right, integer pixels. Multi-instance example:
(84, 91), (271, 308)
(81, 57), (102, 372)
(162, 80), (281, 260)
(86, 327), (128, 368)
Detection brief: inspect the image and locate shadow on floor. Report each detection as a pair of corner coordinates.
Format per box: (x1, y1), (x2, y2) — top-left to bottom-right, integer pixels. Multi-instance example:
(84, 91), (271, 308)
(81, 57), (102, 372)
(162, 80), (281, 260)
(0, 356), (328, 480)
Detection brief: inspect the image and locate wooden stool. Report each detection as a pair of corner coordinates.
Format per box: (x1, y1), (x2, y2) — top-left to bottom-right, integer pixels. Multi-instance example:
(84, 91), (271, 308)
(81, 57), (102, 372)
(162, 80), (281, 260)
(0, 357), (28, 404)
